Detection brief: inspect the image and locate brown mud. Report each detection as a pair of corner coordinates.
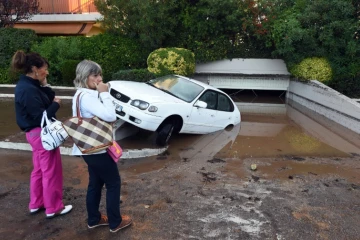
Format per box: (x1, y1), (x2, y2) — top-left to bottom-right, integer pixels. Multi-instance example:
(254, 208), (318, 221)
(0, 148), (359, 240)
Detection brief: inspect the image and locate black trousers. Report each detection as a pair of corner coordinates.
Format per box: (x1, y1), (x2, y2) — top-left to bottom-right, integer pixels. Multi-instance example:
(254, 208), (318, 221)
(83, 152), (121, 229)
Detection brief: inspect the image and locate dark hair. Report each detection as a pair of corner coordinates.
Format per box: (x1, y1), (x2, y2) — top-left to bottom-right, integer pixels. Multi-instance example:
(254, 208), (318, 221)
(11, 50), (49, 74)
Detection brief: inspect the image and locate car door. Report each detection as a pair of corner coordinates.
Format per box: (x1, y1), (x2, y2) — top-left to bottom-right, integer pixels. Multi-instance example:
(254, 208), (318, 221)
(215, 93), (235, 128)
(185, 90), (219, 133)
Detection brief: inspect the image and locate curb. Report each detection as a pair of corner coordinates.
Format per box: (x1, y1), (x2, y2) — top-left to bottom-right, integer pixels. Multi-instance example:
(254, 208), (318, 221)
(0, 84), (76, 90)
(0, 141), (167, 159)
(0, 94), (72, 100)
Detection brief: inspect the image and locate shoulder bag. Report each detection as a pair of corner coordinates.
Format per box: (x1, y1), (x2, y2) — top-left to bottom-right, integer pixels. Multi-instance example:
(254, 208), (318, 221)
(62, 92), (113, 154)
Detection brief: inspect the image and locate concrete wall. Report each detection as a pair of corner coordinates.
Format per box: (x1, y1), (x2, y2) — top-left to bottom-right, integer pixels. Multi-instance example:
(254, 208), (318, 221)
(192, 74), (290, 91)
(287, 80), (360, 134)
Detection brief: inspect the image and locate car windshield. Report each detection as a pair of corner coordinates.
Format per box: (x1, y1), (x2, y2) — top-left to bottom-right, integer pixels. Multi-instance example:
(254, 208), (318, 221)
(147, 75), (204, 102)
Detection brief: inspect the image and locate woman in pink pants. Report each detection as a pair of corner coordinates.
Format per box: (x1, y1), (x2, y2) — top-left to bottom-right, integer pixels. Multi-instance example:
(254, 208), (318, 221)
(12, 50), (72, 218)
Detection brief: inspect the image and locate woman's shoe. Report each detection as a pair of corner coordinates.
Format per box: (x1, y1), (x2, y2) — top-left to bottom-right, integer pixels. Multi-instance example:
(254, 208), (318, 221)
(29, 207), (44, 215)
(46, 205), (73, 219)
(88, 214), (109, 229)
(110, 215), (132, 233)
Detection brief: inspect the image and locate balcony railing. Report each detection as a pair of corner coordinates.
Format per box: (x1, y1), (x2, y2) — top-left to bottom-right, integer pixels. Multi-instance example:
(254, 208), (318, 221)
(38, 0), (98, 14)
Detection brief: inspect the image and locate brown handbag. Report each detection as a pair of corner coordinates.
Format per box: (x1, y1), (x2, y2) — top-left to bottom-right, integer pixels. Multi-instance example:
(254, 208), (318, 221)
(62, 92), (113, 154)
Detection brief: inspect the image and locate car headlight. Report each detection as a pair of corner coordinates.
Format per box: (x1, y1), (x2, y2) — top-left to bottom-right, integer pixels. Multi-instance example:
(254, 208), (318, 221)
(131, 99), (149, 110)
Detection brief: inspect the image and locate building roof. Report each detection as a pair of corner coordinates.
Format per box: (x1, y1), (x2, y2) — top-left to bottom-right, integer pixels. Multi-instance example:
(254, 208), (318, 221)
(195, 58), (290, 75)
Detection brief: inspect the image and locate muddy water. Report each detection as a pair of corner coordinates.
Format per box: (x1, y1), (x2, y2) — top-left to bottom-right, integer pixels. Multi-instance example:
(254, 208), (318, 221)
(0, 98), (72, 140)
(1, 94), (359, 159)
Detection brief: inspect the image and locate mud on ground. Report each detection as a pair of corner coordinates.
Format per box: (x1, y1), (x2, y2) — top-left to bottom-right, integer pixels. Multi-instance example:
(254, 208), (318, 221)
(0, 148), (359, 240)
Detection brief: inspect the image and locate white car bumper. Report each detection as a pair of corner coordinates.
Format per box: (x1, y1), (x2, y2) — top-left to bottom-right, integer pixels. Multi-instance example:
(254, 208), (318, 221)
(112, 99), (163, 132)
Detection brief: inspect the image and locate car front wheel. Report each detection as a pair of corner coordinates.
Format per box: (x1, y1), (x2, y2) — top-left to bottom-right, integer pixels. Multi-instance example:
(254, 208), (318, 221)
(156, 123), (174, 146)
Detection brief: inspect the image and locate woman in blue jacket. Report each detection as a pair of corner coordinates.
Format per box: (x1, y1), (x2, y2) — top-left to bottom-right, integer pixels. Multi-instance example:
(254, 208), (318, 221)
(11, 50), (72, 218)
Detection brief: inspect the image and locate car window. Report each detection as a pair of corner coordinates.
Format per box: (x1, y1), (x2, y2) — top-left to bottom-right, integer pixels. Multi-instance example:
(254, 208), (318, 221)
(217, 93), (234, 112)
(147, 75), (204, 102)
(199, 91), (217, 110)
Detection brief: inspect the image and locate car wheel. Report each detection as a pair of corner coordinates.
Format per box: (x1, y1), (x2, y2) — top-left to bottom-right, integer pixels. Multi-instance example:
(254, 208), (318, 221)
(156, 123), (174, 146)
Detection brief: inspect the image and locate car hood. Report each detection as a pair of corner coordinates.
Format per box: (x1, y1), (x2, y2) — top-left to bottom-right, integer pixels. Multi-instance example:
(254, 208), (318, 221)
(109, 80), (184, 104)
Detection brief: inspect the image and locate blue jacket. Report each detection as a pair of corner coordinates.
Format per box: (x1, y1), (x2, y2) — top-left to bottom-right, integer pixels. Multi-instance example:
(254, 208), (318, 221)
(15, 75), (60, 132)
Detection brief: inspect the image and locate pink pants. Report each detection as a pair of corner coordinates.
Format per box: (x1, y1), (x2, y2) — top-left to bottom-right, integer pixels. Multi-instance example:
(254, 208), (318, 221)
(26, 127), (64, 214)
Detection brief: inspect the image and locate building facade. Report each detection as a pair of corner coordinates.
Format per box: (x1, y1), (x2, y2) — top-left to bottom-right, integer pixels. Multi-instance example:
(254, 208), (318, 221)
(14, 0), (103, 36)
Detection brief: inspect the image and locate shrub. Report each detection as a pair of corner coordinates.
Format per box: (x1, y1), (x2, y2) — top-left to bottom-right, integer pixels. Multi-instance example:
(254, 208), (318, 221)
(31, 36), (85, 85)
(0, 68), (11, 84)
(81, 33), (149, 81)
(290, 57), (333, 82)
(60, 60), (79, 86)
(112, 69), (156, 82)
(147, 48), (195, 77)
(0, 67), (20, 84)
(0, 28), (38, 68)
(30, 33), (148, 85)
(328, 75), (360, 98)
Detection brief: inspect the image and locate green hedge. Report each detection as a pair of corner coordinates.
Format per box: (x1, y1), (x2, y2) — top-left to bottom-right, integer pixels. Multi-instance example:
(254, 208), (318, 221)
(290, 57), (333, 82)
(328, 75), (360, 98)
(60, 60), (79, 86)
(30, 33), (149, 85)
(0, 28), (38, 68)
(147, 47), (195, 77)
(112, 69), (156, 82)
(31, 36), (85, 85)
(0, 68), (11, 84)
(81, 33), (149, 81)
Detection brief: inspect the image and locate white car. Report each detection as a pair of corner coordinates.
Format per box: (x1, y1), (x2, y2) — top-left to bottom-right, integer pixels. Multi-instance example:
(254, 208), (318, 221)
(108, 75), (241, 146)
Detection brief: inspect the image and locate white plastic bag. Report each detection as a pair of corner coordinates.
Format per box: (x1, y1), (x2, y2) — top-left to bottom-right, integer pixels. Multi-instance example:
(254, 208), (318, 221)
(41, 111), (68, 150)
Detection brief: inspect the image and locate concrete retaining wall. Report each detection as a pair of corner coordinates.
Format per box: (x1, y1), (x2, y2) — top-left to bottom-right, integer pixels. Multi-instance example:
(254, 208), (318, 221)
(287, 80), (360, 134)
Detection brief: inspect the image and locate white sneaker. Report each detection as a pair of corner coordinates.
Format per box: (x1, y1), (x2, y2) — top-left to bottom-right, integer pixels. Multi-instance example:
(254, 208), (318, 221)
(46, 205), (73, 219)
(30, 208), (40, 215)
(30, 208), (39, 213)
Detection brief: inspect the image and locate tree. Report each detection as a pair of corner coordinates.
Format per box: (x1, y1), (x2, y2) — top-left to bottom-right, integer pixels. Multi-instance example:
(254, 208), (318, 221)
(94, 0), (184, 50)
(353, 0), (360, 39)
(0, 0), (39, 28)
(94, 0), (273, 62)
(261, 0), (359, 65)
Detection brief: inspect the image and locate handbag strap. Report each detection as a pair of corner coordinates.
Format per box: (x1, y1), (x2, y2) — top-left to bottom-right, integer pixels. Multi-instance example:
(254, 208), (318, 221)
(41, 110), (51, 127)
(76, 92), (83, 125)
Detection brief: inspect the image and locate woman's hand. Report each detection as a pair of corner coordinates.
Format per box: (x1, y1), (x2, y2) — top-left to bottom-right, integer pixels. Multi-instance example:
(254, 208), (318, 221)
(53, 97), (61, 106)
(40, 77), (48, 86)
(95, 82), (109, 93)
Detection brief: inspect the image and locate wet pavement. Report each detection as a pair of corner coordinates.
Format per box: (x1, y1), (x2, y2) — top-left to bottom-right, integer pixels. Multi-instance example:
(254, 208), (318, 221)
(0, 89), (360, 239)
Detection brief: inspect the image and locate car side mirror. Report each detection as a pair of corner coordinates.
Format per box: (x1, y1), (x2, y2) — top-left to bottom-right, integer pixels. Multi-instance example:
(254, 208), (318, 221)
(194, 100), (207, 109)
